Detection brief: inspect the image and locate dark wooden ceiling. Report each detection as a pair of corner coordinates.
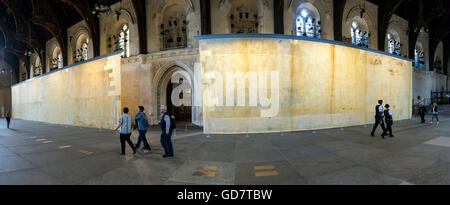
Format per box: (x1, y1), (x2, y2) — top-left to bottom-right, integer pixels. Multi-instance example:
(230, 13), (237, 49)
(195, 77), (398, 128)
(0, 0), (449, 79)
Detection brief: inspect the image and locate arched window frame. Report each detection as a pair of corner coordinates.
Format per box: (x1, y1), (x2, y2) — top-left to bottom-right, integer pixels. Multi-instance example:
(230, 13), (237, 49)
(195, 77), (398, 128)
(118, 24), (130, 58)
(82, 42), (88, 61)
(296, 9), (320, 38)
(58, 52), (63, 68)
(414, 48), (424, 69)
(387, 32), (401, 56)
(351, 21), (369, 48)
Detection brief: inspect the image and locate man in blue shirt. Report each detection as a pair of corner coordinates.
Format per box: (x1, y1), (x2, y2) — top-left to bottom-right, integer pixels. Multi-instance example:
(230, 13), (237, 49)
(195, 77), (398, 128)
(134, 106), (151, 153)
(115, 107), (136, 155)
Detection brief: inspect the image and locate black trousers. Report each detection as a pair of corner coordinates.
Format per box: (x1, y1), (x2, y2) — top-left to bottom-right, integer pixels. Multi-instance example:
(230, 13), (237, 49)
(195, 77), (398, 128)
(371, 117), (386, 135)
(6, 120), (10, 128)
(384, 122), (393, 136)
(420, 114), (425, 123)
(120, 133), (135, 154)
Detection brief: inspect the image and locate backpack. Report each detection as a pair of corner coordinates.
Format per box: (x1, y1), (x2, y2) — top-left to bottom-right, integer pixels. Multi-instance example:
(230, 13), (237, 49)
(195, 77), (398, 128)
(170, 115), (176, 130)
(164, 113), (176, 131)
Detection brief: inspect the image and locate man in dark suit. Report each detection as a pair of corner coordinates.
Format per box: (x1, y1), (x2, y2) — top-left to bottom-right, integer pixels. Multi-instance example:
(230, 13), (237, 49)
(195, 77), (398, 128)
(370, 100), (386, 137)
(382, 104), (394, 138)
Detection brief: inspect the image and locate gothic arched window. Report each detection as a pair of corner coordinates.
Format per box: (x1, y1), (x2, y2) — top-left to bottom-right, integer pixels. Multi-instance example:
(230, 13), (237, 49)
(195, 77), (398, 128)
(414, 48), (424, 69)
(118, 24), (130, 58)
(32, 56), (42, 77)
(82, 42), (88, 61)
(230, 6), (258, 33)
(387, 33), (401, 56)
(51, 47), (63, 70)
(296, 9), (320, 38)
(75, 34), (89, 63)
(58, 52), (63, 68)
(351, 21), (369, 48)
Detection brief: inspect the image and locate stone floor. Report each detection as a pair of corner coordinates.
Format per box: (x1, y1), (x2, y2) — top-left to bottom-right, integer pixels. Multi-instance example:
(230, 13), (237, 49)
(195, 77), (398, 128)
(0, 107), (449, 185)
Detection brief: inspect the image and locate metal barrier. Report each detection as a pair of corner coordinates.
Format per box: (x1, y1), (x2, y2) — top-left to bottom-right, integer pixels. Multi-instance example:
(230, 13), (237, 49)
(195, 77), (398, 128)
(431, 91), (450, 104)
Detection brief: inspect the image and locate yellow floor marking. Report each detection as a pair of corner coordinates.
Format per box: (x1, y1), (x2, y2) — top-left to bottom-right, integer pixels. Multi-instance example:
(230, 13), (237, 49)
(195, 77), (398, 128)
(59, 145), (72, 149)
(36, 139), (46, 141)
(255, 171), (279, 177)
(78, 150), (93, 155)
(43, 141), (53, 144)
(198, 166), (217, 171)
(254, 165), (275, 171)
(193, 171), (216, 177)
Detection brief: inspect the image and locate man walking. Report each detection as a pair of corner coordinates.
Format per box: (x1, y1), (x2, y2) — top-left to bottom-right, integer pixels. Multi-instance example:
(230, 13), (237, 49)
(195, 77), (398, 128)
(418, 103), (426, 123)
(382, 104), (394, 138)
(6, 112), (10, 129)
(115, 107), (136, 155)
(430, 103), (439, 125)
(160, 105), (174, 158)
(134, 106), (151, 153)
(371, 100), (386, 137)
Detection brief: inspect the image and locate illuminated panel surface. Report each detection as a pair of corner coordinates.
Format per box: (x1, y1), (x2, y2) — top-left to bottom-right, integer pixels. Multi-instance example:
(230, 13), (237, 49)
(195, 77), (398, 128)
(11, 53), (122, 129)
(197, 34), (412, 134)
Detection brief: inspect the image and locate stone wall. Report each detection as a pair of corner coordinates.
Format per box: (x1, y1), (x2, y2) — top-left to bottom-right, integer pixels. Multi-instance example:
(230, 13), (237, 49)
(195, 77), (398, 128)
(198, 36), (412, 134)
(342, 0), (378, 50)
(120, 48), (201, 126)
(412, 68), (448, 105)
(12, 53), (122, 129)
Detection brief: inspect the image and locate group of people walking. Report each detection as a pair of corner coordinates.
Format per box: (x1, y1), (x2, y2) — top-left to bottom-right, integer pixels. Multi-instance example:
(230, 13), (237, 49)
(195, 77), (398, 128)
(115, 105), (174, 158)
(371, 100), (441, 139)
(418, 102), (440, 124)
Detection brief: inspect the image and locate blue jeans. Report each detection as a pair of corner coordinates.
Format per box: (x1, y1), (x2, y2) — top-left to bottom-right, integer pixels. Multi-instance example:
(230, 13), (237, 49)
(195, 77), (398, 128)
(432, 114), (439, 122)
(160, 132), (173, 156)
(135, 130), (151, 150)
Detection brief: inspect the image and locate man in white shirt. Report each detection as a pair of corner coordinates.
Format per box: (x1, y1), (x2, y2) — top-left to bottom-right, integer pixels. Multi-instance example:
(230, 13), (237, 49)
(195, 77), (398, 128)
(371, 100), (386, 137)
(115, 107), (136, 155)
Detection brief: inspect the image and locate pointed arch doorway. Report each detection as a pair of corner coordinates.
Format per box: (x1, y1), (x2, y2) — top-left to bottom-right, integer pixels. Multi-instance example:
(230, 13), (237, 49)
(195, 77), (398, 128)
(155, 65), (193, 126)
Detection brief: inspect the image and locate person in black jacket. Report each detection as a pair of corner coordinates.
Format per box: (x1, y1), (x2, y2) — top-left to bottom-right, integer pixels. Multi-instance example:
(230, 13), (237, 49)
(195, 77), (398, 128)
(418, 103), (426, 123)
(6, 112), (11, 129)
(371, 100), (386, 137)
(382, 104), (394, 138)
(430, 103), (439, 125)
(159, 105), (174, 158)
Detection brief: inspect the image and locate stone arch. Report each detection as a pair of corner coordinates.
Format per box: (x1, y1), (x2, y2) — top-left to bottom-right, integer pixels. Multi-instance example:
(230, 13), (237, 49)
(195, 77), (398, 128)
(294, 2), (321, 22)
(30, 53), (42, 78)
(151, 61), (195, 123)
(343, 5), (376, 49)
(386, 27), (401, 55)
(70, 26), (94, 64)
(415, 41), (425, 69)
(293, 2), (321, 37)
(385, 15), (408, 56)
(45, 38), (61, 72)
(285, 0), (332, 39)
(101, 8), (139, 56)
(52, 47), (63, 69)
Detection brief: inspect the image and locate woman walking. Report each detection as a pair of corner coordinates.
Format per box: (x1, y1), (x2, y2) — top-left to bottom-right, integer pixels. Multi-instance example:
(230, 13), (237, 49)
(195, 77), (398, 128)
(430, 103), (439, 125)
